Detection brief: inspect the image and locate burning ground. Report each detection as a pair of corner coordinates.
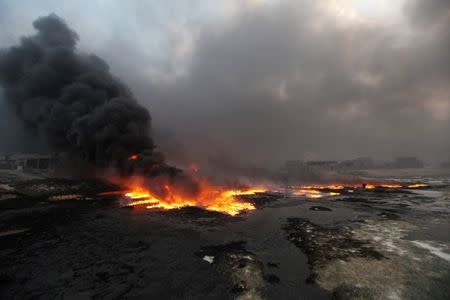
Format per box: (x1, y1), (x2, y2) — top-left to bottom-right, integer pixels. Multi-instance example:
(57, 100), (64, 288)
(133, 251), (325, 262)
(0, 12), (449, 300)
(0, 14), (267, 217)
(1, 168), (450, 299)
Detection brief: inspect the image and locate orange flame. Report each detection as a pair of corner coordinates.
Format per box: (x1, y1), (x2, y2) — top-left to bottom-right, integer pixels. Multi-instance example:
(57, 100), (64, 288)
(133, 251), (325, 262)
(293, 189), (324, 198)
(123, 180), (261, 216)
(292, 181), (428, 197)
(406, 183), (428, 188)
(379, 184), (402, 188)
(115, 178), (428, 215)
(128, 154), (138, 160)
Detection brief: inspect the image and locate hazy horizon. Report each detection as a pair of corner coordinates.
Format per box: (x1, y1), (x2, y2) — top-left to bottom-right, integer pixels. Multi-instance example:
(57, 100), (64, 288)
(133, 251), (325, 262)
(1, 0), (449, 169)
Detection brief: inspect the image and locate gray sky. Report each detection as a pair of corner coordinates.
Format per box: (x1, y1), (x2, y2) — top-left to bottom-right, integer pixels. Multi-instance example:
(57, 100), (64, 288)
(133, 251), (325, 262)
(0, 0), (449, 167)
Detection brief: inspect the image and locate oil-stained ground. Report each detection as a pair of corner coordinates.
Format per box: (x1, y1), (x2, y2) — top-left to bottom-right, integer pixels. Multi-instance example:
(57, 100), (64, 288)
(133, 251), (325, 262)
(0, 169), (449, 299)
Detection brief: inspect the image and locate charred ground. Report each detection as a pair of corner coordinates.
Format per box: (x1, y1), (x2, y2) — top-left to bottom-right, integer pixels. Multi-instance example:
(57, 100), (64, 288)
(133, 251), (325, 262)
(1, 169), (449, 299)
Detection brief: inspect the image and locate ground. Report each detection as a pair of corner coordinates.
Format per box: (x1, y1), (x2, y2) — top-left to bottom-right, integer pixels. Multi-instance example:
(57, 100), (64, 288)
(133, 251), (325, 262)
(0, 169), (449, 299)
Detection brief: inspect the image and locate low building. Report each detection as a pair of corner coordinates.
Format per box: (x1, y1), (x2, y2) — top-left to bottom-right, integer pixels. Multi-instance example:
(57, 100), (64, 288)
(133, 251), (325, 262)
(0, 153), (58, 171)
(339, 157), (374, 169)
(306, 160), (340, 171)
(393, 156), (424, 169)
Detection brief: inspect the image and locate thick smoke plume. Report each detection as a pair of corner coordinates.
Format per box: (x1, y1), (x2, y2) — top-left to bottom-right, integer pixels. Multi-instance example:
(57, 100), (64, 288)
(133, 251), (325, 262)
(0, 14), (197, 196)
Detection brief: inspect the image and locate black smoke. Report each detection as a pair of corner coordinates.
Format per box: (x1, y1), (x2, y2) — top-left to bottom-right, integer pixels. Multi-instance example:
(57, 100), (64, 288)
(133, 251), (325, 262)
(0, 14), (197, 196)
(138, 0), (449, 167)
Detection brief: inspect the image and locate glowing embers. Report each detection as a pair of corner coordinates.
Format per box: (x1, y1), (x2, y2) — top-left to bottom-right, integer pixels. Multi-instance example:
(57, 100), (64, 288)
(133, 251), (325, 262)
(292, 189), (341, 198)
(124, 183), (261, 216)
(293, 189), (324, 198)
(299, 185), (344, 190)
(128, 154), (139, 160)
(291, 182), (429, 199)
(363, 183), (404, 189)
(406, 184), (428, 188)
(364, 183), (429, 189)
(379, 184), (402, 188)
(292, 184), (344, 198)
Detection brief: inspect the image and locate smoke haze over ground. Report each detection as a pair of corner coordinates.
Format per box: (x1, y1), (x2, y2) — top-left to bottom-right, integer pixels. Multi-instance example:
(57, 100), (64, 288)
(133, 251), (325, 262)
(0, 14), (160, 170)
(0, 0), (449, 171)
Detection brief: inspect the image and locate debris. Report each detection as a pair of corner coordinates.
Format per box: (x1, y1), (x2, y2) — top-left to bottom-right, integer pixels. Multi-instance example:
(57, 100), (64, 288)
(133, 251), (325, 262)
(203, 256), (214, 263)
(196, 241), (266, 299)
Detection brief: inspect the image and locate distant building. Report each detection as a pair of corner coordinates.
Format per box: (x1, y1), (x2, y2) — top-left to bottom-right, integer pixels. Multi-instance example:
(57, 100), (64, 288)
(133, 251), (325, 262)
(306, 160), (339, 171)
(0, 153), (58, 171)
(393, 156), (424, 169)
(339, 157), (374, 169)
(283, 160), (305, 178)
(281, 160), (322, 182)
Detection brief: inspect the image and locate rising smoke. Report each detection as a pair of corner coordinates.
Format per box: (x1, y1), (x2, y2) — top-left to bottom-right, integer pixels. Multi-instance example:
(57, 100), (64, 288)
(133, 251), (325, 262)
(0, 14), (197, 196)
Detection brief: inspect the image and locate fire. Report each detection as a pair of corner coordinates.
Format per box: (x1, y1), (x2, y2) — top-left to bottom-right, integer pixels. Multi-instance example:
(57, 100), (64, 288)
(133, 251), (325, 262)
(291, 181), (428, 198)
(406, 183), (428, 188)
(379, 184), (402, 188)
(116, 178), (428, 215)
(293, 189), (324, 198)
(123, 181), (261, 216)
(364, 183), (428, 189)
(298, 185), (344, 190)
(128, 154), (138, 160)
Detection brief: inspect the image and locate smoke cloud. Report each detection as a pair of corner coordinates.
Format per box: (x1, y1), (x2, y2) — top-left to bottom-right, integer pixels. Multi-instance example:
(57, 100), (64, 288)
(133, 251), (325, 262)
(0, 1), (449, 175)
(143, 0), (449, 168)
(0, 14), (197, 196)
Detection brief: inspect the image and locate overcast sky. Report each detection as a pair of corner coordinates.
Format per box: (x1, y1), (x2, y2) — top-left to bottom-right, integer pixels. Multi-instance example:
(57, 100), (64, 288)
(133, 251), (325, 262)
(0, 0), (449, 167)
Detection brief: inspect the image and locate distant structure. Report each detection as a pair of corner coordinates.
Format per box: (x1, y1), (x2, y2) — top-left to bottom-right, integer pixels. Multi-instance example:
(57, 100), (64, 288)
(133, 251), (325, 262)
(392, 156), (424, 169)
(284, 160), (305, 175)
(281, 160), (319, 182)
(306, 160), (340, 171)
(0, 153), (58, 171)
(282, 155), (425, 182)
(281, 157), (375, 183)
(339, 157), (375, 169)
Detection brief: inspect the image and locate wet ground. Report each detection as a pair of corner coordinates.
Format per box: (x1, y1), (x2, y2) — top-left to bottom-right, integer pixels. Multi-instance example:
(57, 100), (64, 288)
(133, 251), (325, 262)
(0, 169), (449, 299)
